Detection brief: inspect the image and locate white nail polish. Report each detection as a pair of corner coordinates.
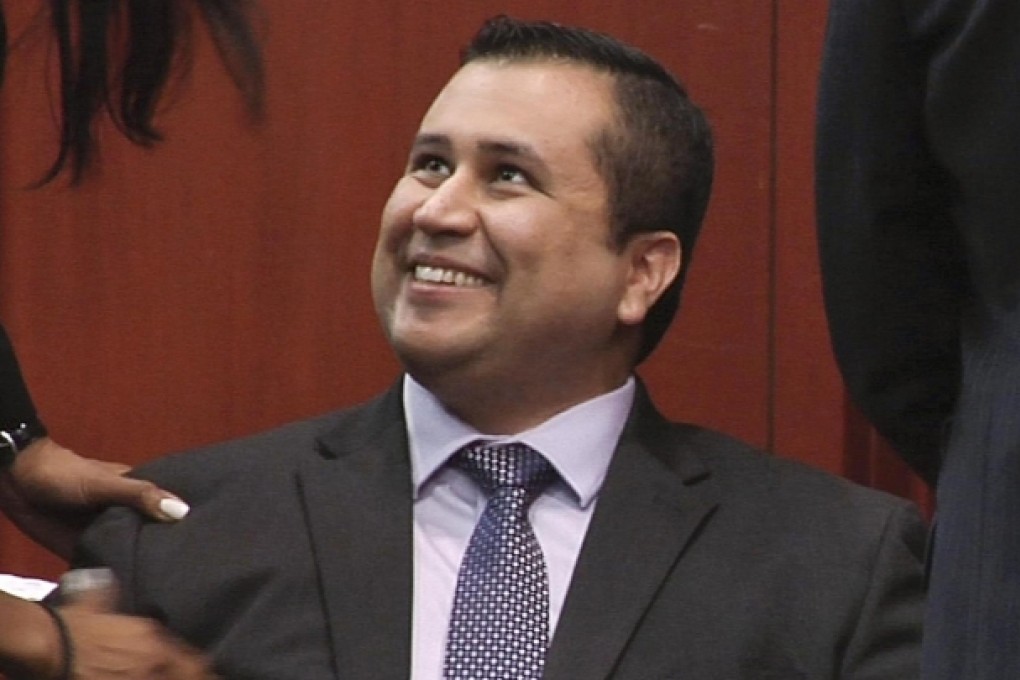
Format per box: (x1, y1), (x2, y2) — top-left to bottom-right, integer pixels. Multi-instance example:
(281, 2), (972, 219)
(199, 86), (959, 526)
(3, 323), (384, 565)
(159, 497), (190, 520)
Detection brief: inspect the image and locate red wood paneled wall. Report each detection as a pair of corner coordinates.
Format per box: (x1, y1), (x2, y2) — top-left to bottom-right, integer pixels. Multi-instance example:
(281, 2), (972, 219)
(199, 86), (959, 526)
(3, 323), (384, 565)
(0, 0), (927, 580)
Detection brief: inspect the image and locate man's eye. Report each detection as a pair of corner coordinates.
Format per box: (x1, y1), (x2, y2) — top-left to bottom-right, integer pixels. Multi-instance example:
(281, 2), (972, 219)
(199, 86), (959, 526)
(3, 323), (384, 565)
(496, 165), (528, 185)
(425, 158), (451, 175)
(411, 155), (451, 177)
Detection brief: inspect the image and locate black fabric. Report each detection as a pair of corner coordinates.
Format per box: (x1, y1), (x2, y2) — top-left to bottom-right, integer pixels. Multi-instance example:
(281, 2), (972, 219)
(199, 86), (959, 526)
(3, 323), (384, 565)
(0, 322), (40, 428)
(816, 0), (1020, 676)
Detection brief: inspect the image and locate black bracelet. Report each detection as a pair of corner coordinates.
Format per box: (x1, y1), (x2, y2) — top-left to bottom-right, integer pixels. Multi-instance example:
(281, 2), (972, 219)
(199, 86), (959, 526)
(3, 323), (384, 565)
(37, 601), (74, 680)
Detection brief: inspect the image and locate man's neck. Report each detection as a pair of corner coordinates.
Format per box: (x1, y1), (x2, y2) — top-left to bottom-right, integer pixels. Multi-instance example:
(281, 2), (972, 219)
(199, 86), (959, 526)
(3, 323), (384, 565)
(412, 371), (633, 435)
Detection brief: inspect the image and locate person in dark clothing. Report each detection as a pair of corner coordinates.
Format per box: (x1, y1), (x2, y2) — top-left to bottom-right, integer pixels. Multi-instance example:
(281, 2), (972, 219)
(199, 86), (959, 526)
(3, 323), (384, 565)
(816, 0), (1020, 677)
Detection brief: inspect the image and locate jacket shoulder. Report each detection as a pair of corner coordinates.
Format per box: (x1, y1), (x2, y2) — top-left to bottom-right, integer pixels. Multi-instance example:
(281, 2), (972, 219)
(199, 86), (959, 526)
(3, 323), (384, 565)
(130, 389), (397, 502)
(652, 420), (926, 539)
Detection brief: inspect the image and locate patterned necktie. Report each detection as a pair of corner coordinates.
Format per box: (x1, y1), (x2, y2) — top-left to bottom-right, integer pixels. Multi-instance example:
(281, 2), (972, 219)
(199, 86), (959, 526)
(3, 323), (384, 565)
(443, 442), (557, 680)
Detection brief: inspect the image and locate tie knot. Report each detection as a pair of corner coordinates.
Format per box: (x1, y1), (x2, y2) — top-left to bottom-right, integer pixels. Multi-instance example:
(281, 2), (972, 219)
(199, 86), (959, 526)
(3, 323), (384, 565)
(456, 442), (555, 497)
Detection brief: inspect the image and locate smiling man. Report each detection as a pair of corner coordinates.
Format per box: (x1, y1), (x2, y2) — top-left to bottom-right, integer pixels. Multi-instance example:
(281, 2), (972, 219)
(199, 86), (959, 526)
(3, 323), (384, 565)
(372, 58), (676, 434)
(74, 16), (924, 680)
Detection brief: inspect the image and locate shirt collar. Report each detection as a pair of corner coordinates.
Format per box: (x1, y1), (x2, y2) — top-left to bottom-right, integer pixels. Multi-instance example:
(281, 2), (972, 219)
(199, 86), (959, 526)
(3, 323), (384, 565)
(404, 374), (635, 508)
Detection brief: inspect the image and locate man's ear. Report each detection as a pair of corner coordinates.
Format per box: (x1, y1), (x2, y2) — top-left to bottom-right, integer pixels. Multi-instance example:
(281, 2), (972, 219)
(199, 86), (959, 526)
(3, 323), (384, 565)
(617, 231), (681, 326)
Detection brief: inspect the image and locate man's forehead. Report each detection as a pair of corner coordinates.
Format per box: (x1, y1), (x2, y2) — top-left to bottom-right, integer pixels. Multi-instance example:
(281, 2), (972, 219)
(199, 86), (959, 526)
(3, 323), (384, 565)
(416, 60), (615, 146)
(438, 59), (613, 102)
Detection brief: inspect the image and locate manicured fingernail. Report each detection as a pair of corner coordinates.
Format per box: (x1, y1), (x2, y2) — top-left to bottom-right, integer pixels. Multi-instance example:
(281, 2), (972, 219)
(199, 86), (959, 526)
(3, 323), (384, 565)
(159, 497), (190, 520)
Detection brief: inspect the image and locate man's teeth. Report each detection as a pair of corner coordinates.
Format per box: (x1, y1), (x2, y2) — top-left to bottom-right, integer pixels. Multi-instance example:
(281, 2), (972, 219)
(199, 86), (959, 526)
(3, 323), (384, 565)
(414, 265), (485, 287)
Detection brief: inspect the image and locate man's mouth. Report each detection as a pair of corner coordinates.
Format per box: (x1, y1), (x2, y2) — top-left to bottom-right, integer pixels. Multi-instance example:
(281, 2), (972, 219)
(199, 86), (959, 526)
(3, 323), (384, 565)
(412, 265), (487, 288)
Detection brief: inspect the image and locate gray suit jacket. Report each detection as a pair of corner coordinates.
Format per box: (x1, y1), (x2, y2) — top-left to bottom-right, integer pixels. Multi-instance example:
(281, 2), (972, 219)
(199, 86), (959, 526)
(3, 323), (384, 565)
(76, 382), (925, 679)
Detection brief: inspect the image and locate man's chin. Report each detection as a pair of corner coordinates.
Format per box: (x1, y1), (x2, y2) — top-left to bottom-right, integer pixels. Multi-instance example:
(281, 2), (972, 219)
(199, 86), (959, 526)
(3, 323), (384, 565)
(392, 341), (477, 383)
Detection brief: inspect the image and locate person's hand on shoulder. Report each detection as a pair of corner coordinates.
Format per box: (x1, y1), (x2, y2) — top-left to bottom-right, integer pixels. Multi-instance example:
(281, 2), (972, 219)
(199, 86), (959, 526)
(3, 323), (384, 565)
(0, 437), (189, 559)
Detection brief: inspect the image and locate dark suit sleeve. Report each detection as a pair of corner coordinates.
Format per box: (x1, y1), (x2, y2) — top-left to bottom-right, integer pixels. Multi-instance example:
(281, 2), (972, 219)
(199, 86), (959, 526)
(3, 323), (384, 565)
(72, 506), (145, 613)
(840, 502), (927, 678)
(815, 0), (968, 485)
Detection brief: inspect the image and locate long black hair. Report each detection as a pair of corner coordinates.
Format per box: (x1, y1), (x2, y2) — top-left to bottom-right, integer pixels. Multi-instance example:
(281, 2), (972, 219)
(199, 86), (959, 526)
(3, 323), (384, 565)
(0, 1), (264, 185)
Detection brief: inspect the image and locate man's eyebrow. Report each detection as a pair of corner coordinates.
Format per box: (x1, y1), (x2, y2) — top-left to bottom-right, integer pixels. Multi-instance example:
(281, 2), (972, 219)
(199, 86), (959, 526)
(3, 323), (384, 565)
(412, 133), (451, 149)
(412, 133), (542, 164)
(477, 139), (541, 163)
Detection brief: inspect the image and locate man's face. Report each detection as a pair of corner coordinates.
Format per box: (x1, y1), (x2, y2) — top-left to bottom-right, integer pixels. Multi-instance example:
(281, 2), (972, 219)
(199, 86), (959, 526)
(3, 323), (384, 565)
(371, 61), (658, 414)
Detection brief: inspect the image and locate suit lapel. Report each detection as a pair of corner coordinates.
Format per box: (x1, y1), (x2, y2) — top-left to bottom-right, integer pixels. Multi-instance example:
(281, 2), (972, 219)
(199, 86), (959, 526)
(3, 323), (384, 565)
(543, 387), (719, 680)
(297, 385), (414, 680)
(290, 381), (718, 680)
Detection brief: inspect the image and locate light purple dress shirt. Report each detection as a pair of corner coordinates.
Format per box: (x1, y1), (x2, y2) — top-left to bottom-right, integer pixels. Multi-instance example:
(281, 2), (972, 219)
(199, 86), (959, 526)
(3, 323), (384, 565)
(404, 374), (635, 680)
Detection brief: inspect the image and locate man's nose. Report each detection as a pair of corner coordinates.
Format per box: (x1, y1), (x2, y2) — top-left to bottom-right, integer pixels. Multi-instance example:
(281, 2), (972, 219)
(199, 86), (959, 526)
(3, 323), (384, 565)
(412, 175), (479, 236)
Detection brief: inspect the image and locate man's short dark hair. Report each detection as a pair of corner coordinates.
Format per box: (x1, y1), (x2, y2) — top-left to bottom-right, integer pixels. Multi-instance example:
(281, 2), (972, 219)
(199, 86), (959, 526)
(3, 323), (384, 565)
(463, 16), (714, 363)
